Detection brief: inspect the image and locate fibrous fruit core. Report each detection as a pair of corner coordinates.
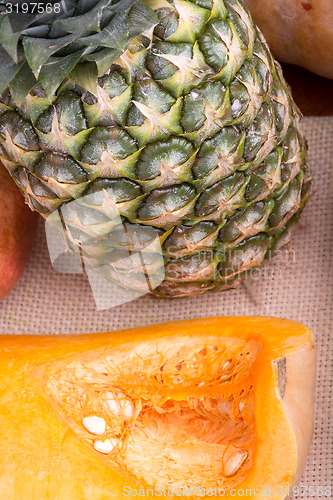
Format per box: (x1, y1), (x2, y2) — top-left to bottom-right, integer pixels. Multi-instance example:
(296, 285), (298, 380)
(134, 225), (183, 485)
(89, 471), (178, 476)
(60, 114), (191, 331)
(43, 334), (261, 493)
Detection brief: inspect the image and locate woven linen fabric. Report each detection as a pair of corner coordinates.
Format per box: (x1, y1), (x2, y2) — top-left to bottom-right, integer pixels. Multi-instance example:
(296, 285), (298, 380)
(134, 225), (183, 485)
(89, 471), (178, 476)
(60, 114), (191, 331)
(0, 116), (332, 497)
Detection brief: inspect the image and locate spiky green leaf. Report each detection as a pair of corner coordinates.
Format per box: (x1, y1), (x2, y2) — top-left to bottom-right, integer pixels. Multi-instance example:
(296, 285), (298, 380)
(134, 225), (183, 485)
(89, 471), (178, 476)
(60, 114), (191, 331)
(79, 11), (130, 51)
(55, 0), (110, 33)
(9, 62), (37, 104)
(22, 33), (80, 77)
(0, 16), (21, 62)
(85, 48), (123, 76)
(70, 61), (99, 96)
(39, 50), (84, 98)
(127, 1), (159, 39)
(0, 46), (23, 93)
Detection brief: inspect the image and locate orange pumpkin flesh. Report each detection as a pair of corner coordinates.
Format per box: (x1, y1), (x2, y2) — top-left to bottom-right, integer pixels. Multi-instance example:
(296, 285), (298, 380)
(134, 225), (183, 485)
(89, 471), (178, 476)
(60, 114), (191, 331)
(0, 317), (315, 499)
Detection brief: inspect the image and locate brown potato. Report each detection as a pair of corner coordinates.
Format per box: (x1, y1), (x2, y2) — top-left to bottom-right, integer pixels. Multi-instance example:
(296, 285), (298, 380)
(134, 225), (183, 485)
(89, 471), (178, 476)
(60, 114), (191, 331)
(245, 0), (333, 79)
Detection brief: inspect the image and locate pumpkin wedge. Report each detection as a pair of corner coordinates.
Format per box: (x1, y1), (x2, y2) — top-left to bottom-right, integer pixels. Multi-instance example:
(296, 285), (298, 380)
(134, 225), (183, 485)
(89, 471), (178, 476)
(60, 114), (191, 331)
(0, 317), (315, 499)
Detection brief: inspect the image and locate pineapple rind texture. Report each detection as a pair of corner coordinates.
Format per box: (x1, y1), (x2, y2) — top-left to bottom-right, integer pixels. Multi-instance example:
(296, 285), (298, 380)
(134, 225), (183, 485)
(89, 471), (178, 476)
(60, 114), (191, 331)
(0, 0), (310, 298)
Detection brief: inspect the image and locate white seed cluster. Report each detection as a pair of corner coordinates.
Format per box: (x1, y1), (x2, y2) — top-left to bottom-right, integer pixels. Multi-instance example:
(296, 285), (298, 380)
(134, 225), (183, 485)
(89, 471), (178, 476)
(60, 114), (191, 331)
(81, 392), (134, 455)
(103, 391), (134, 419)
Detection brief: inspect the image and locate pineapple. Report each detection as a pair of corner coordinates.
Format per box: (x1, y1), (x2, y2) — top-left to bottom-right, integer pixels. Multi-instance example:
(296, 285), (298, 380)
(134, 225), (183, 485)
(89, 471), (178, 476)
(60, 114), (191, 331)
(0, 0), (311, 298)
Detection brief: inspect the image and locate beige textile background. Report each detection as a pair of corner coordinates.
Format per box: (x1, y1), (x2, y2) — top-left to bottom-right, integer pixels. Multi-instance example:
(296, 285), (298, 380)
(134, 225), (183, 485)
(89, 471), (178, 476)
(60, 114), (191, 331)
(0, 116), (332, 497)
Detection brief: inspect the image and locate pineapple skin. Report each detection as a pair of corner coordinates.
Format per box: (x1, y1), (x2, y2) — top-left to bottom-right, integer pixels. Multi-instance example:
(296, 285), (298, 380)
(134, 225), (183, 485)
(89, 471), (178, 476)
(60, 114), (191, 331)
(0, 0), (311, 298)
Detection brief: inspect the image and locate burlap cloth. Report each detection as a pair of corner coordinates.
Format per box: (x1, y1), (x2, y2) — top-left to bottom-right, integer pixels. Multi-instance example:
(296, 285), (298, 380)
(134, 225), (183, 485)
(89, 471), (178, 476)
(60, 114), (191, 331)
(0, 116), (332, 496)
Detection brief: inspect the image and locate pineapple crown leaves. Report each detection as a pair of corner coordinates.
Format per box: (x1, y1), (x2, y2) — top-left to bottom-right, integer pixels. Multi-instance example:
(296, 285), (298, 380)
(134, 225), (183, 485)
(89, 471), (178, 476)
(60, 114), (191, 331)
(0, 0), (158, 100)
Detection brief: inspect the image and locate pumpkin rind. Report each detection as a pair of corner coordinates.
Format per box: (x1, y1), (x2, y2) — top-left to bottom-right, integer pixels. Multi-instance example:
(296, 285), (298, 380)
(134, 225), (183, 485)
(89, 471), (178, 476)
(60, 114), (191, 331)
(279, 341), (316, 487)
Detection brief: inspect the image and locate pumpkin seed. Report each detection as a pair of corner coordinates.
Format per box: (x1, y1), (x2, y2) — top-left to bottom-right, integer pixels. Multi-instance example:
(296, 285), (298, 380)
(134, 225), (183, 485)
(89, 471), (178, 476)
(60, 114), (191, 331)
(93, 438), (119, 454)
(223, 449), (248, 477)
(82, 415), (106, 435)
